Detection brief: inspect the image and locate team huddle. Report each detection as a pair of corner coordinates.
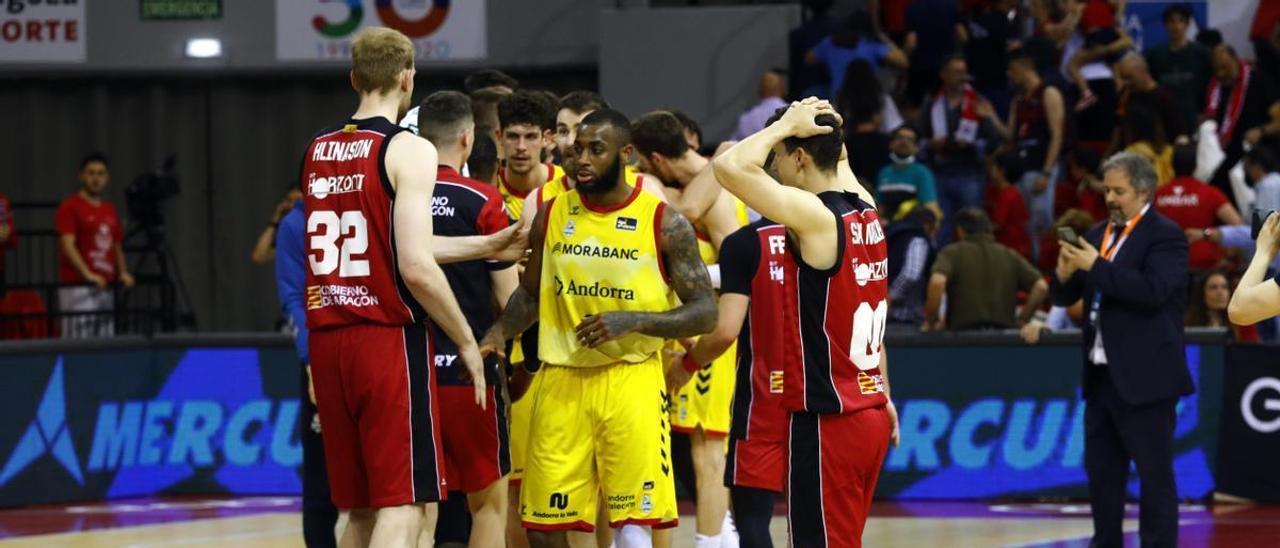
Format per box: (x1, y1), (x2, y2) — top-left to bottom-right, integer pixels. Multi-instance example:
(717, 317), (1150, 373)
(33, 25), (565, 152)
(301, 28), (898, 548)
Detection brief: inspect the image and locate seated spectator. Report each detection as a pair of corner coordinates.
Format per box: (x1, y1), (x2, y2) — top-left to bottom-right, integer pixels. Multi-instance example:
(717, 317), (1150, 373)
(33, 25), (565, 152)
(1067, 146), (1109, 221)
(806, 10), (908, 100)
(1038, 208), (1097, 274)
(840, 59), (893, 186)
(985, 153), (1033, 259)
(733, 69), (789, 140)
(1186, 271), (1259, 342)
(55, 153), (134, 338)
(1145, 3), (1212, 136)
(922, 54), (1002, 244)
(876, 126), (942, 221)
(886, 206), (939, 329)
(1113, 52), (1186, 143)
(1158, 144), (1244, 271)
(1118, 102), (1174, 185)
(924, 208), (1049, 330)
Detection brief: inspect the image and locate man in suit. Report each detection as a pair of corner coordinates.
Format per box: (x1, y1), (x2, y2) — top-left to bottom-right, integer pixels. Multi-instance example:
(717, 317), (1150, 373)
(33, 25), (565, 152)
(1053, 152), (1192, 548)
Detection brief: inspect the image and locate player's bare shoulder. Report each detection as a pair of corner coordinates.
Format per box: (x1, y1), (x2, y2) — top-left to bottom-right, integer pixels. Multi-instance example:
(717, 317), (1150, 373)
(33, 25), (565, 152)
(385, 131), (439, 191)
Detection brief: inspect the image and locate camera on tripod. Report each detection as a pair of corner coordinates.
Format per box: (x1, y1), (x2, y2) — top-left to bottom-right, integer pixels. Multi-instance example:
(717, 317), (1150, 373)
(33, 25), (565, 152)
(1252, 209), (1277, 240)
(125, 155), (179, 229)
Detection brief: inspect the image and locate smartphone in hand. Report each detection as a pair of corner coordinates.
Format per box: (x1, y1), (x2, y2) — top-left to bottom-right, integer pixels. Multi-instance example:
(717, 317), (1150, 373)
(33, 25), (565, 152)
(1057, 226), (1082, 248)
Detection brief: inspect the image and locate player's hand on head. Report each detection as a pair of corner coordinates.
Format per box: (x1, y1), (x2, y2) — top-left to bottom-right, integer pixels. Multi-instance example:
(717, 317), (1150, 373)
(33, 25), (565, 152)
(782, 99), (841, 138)
(575, 312), (640, 348)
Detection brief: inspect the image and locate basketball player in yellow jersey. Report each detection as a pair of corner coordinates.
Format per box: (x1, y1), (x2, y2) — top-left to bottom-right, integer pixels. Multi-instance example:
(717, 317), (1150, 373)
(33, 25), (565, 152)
(495, 91), (565, 219)
(507, 91), (674, 548)
(481, 109), (716, 548)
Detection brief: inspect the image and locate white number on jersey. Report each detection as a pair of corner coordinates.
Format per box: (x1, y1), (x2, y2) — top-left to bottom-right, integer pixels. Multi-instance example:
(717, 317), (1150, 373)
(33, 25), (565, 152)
(307, 211), (370, 277)
(850, 299), (887, 370)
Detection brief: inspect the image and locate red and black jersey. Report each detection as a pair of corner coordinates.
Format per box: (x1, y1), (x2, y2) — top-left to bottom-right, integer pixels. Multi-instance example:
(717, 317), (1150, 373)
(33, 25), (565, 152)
(782, 191), (889, 415)
(302, 117), (421, 330)
(720, 219), (795, 446)
(720, 218), (796, 492)
(430, 166), (513, 386)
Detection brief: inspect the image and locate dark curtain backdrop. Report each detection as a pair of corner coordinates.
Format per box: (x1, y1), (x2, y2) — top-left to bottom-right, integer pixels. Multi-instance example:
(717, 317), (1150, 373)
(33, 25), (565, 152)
(0, 70), (592, 331)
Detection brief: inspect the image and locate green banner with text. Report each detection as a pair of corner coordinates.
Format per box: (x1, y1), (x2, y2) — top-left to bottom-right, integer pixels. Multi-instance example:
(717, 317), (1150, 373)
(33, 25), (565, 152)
(141, 0), (222, 21)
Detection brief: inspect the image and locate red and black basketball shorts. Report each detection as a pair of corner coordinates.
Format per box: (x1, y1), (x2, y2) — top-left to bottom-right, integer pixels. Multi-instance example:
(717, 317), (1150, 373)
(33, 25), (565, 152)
(786, 406), (891, 548)
(309, 323), (446, 509)
(440, 385), (511, 493)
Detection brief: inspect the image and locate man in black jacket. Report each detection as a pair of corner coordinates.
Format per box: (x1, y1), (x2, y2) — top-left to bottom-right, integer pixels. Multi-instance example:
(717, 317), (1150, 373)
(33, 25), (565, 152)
(1054, 152), (1192, 548)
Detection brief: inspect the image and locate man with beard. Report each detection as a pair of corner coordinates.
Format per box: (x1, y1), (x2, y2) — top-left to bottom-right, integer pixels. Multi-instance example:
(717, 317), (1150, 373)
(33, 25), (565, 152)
(480, 109), (717, 548)
(1054, 153), (1190, 547)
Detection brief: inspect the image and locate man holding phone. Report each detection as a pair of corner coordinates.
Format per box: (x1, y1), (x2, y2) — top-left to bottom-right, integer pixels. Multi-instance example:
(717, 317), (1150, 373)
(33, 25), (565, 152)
(1052, 152), (1191, 547)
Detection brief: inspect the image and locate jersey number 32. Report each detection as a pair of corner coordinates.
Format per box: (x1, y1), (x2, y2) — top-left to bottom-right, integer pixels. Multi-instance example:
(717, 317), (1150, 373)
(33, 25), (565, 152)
(308, 210), (369, 277)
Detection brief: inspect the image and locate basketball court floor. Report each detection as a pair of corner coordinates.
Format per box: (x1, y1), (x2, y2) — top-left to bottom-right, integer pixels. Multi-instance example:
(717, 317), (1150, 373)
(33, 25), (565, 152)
(0, 497), (1276, 547)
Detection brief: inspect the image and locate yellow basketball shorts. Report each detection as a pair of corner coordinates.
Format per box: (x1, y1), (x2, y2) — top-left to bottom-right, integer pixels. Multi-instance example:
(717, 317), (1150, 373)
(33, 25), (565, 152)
(519, 359), (678, 532)
(508, 372), (540, 484)
(671, 338), (736, 437)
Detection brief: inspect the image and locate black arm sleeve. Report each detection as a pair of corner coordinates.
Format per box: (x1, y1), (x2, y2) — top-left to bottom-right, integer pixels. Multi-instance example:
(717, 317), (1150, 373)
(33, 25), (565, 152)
(719, 226), (760, 296)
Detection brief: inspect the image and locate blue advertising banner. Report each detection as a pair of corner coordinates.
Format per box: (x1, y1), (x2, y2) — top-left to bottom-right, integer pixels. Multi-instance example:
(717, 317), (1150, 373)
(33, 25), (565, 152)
(876, 344), (1223, 500)
(0, 338), (1226, 506)
(0, 346), (303, 507)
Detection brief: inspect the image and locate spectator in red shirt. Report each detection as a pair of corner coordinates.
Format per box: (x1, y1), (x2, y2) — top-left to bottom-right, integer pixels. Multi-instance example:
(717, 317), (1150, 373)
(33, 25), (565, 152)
(1187, 271), (1259, 343)
(985, 153), (1033, 259)
(1157, 144), (1245, 271)
(54, 153), (134, 337)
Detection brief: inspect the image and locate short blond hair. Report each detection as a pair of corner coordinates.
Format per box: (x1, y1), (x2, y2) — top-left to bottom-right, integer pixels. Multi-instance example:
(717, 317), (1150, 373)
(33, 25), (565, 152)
(351, 27), (414, 95)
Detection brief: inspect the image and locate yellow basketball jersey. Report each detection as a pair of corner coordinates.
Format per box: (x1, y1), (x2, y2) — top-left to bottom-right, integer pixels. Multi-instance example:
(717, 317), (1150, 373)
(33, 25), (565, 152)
(538, 184), (676, 367)
(499, 162), (565, 221)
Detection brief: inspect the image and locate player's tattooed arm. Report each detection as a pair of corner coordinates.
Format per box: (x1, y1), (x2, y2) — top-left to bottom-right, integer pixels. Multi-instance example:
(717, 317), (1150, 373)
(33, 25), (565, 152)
(480, 202), (547, 357)
(575, 207), (716, 347)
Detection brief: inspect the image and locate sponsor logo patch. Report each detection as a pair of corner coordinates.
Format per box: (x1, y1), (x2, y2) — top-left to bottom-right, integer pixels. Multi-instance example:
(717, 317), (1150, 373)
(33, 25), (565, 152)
(616, 217), (638, 231)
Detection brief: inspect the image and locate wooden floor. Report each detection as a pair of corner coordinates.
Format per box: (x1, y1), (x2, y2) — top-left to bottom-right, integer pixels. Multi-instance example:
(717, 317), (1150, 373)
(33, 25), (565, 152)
(0, 497), (1277, 547)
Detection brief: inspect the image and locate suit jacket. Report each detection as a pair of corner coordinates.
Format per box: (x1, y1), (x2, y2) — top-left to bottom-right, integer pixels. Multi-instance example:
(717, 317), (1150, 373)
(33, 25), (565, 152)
(1052, 209), (1194, 406)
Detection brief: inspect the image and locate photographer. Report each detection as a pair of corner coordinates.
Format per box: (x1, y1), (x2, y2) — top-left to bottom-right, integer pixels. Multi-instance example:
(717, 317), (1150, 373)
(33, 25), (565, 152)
(1228, 211), (1280, 325)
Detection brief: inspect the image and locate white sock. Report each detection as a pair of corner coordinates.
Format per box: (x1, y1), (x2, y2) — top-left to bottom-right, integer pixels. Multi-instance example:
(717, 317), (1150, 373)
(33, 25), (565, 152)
(614, 525), (651, 548)
(696, 533), (722, 548)
(721, 510), (740, 547)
